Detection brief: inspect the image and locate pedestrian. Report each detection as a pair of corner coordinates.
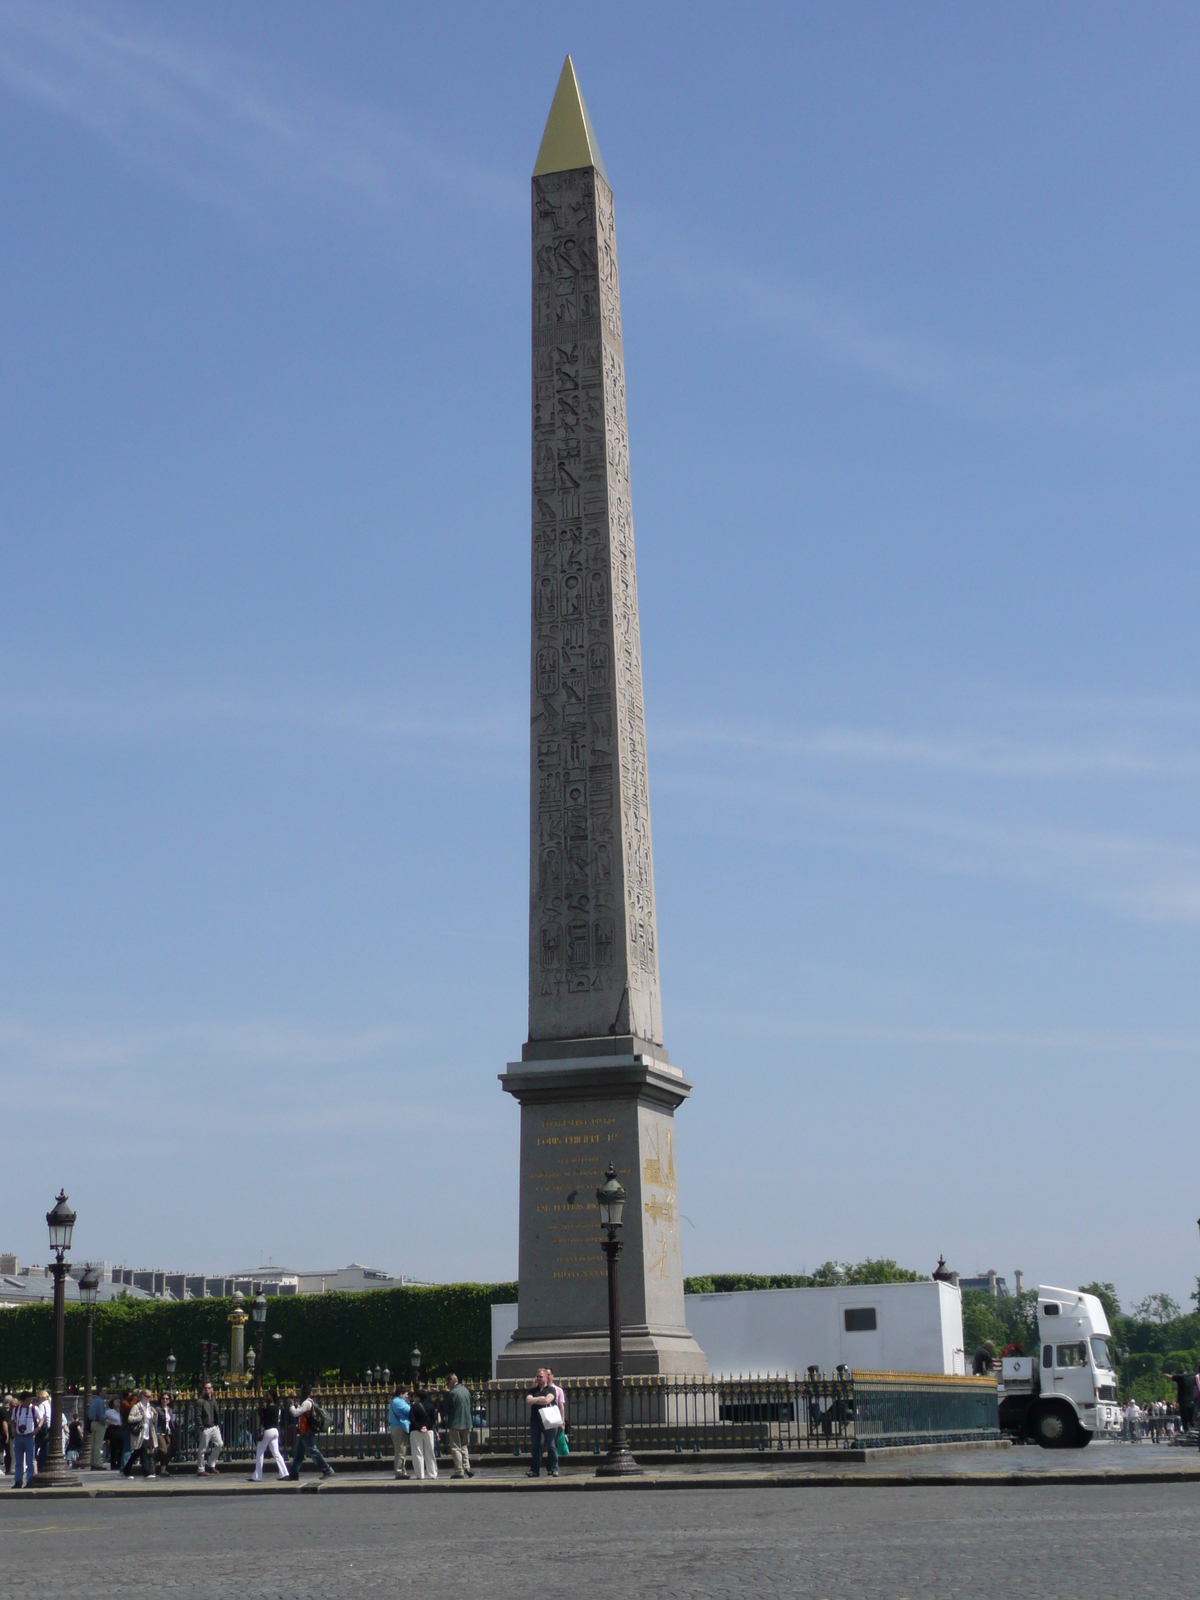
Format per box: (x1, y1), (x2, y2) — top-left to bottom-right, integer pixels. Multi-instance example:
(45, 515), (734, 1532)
(10, 1391), (38, 1489)
(0, 1395), (11, 1478)
(444, 1373), (475, 1479)
(387, 1380), (411, 1478)
(287, 1385), (334, 1480)
(66, 1414), (84, 1466)
(87, 1389), (107, 1470)
(119, 1387), (135, 1471)
(103, 1396), (123, 1470)
(407, 1388), (438, 1480)
(525, 1368), (563, 1478)
(153, 1392), (174, 1477)
(123, 1390), (158, 1478)
(972, 1341), (996, 1376)
(250, 1388), (290, 1481)
(33, 1389), (51, 1475)
(195, 1380), (224, 1474)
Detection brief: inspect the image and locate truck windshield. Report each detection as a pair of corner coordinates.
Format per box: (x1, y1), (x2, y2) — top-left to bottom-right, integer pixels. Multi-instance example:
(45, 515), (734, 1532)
(1090, 1336), (1113, 1370)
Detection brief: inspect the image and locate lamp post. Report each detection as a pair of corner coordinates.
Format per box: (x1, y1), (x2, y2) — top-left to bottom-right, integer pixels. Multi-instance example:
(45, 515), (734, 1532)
(251, 1294), (267, 1382)
(411, 1344), (422, 1384)
(595, 1163), (641, 1477)
(165, 1351), (176, 1407)
(39, 1190), (81, 1487)
(79, 1265), (101, 1471)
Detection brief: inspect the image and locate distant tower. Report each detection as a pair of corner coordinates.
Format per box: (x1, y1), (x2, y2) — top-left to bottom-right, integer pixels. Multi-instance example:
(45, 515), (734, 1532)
(497, 58), (705, 1377)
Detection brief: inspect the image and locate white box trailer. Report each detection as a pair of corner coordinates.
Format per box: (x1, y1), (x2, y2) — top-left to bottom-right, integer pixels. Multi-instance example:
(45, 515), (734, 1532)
(491, 1280), (965, 1377)
(683, 1280), (965, 1376)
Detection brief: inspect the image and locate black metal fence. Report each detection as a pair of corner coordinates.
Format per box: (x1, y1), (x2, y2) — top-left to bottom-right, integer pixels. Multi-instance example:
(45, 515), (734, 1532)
(483, 1371), (999, 1454)
(66, 1370), (998, 1465)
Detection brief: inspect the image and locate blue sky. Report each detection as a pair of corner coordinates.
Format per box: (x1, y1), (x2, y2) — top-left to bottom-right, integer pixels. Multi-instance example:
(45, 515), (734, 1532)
(2, 1), (1198, 1314)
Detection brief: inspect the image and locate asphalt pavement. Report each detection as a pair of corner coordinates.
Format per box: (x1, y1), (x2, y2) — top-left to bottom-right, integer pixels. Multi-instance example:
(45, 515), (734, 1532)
(1, 1479), (1197, 1598)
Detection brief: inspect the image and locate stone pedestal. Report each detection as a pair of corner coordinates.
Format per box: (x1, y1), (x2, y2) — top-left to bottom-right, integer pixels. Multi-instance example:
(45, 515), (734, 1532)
(497, 1040), (706, 1379)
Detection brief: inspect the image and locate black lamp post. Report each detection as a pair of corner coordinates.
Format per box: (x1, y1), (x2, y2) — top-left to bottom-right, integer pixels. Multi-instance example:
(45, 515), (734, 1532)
(252, 1293), (267, 1381)
(595, 1163), (641, 1477)
(79, 1265), (101, 1470)
(165, 1350), (177, 1406)
(411, 1344), (422, 1384)
(39, 1190), (81, 1487)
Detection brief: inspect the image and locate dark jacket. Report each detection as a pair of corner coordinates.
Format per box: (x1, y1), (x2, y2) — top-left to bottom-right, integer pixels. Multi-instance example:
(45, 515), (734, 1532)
(196, 1397), (220, 1430)
(259, 1402), (280, 1429)
(444, 1383), (472, 1431)
(408, 1399), (435, 1433)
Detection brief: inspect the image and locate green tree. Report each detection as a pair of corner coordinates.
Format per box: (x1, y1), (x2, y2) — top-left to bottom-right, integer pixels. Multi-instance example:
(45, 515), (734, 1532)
(1133, 1293), (1181, 1325)
(1079, 1282), (1121, 1324)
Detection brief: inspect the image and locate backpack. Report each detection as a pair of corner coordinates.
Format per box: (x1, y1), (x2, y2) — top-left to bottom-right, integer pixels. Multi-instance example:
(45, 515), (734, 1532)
(307, 1403), (327, 1434)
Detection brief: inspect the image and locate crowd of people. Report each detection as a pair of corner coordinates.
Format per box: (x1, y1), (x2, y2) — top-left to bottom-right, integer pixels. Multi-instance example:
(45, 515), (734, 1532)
(0, 1374), (495, 1485)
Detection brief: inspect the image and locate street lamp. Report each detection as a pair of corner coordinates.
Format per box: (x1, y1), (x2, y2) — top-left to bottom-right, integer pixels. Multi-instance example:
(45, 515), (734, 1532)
(165, 1350), (177, 1407)
(411, 1344), (422, 1383)
(595, 1163), (641, 1477)
(79, 1265), (101, 1471)
(39, 1191), (81, 1487)
(374, 1364), (382, 1385)
(382, 1366), (391, 1390)
(252, 1293), (267, 1381)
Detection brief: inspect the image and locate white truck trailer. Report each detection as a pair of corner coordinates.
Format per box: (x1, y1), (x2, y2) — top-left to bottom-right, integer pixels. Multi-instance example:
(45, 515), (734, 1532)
(998, 1285), (1121, 1447)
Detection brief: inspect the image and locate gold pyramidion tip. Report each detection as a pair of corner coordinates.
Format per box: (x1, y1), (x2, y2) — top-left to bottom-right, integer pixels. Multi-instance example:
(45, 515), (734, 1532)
(533, 55), (608, 181)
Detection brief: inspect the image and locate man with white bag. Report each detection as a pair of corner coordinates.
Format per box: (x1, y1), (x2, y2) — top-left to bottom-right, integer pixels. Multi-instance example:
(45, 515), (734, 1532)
(525, 1368), (565, 1478)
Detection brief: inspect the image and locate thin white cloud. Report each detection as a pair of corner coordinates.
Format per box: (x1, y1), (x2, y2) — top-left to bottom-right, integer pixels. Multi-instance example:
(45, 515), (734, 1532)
(629, 213), (1200, 426)
(657, 720), (1200, 778)
(0, 0), (520, 225)
(0, 686), (522, 751)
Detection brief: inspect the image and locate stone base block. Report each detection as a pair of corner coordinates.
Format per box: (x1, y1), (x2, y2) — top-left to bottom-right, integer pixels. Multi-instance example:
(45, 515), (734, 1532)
(496, 1324), (708, 1381)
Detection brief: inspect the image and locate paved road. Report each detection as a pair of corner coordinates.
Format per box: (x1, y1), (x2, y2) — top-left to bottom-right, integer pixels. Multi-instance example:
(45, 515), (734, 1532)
(2, 1483), (1197, 1598)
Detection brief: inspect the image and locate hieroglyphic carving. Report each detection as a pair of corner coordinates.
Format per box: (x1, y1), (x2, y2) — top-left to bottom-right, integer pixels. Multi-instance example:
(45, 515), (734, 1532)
(529, 165), (661, 1044)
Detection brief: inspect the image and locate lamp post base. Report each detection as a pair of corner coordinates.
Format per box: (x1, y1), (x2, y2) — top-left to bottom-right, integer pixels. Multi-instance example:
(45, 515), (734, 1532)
(33, 1464), (82, 1488)
(595, 1447), (643, 1478)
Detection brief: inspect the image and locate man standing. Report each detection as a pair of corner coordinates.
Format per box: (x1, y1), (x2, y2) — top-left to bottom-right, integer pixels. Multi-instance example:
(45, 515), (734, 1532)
(444, 1373), (474, 1479)
(87, 1389), (107, 1470)
(10, 1392), (38, 1488)
(196, 1381), (223, 1474)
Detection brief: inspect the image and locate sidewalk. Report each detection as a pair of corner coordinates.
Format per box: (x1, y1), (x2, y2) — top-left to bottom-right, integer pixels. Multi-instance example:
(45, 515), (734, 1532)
(11, 1440), (1200, 1498)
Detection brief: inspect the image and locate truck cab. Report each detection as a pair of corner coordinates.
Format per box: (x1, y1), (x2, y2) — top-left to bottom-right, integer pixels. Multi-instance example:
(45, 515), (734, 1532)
(998, 1285), (1121, 1447)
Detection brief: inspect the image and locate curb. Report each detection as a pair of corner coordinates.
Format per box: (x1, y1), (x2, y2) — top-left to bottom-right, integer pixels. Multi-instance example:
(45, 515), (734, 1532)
(11, 1466), (1200, 1500)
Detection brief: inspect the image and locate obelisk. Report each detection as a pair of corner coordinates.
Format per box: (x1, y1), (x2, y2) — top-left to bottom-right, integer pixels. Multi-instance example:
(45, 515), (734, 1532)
(497, 57), (706, 1378)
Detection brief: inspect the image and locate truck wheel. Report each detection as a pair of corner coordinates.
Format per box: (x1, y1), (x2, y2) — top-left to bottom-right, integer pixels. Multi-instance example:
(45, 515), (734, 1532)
(1032, 1403), (1077, 1449)
(1073, 1428), (1093, 1449)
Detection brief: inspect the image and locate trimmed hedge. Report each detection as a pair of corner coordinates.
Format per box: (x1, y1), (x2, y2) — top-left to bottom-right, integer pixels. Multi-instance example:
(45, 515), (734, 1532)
(0, 1282), (518, 1390)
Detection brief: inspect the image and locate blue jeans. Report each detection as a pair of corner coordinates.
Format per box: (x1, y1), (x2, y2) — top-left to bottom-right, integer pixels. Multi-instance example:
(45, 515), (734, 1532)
(290, 1433), (332, 1476)
(13, 1435), (36, 1487)
(529, 1416), (559, 1477)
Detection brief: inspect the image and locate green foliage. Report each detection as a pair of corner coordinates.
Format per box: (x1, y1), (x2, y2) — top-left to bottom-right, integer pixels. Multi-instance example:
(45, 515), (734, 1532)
(1130, 1373), (1173, 1405)
(1123, 1351), (1163, 1382)
(1079, 1282), (1121, 1324)
(961, 1290), (1038, 1358)
(0, 1282), (518, 1390)
(1164, 1349), (1199, 1376)
(1132, 1292), (1182, 1325)
(684, 1260), (925, 1296)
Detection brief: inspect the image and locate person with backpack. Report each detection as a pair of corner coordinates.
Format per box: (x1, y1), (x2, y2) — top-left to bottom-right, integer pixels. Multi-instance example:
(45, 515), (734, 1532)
(387, 1381), (411, 1478)
(10, 1391), (39, 1488)
(406, 1388), (438, 1480)
(287, 1385), (334, 1479)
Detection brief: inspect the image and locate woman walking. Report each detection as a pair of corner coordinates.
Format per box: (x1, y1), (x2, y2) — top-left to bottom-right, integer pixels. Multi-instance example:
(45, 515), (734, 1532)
(250, 1388), (290, 1481)
(122, 1390), (158, 1478)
